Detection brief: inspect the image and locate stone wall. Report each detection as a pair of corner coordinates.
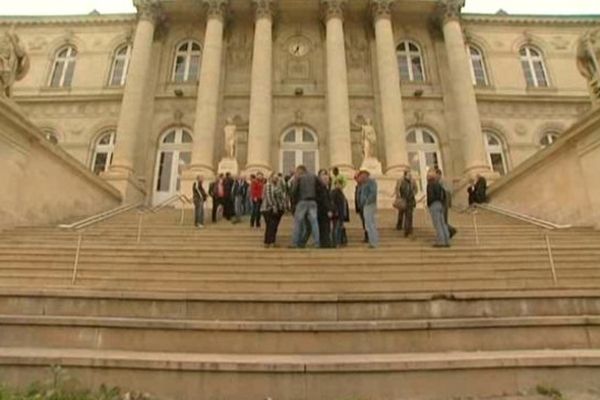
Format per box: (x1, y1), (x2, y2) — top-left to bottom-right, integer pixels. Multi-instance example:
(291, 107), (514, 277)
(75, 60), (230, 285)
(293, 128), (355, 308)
(488, 107), (600, 229)
(0, 99), (122, 231)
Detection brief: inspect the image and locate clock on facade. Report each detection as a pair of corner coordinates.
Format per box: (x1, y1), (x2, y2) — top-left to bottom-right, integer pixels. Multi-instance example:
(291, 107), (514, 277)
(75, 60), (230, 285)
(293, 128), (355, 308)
(288, 41), (309, 57)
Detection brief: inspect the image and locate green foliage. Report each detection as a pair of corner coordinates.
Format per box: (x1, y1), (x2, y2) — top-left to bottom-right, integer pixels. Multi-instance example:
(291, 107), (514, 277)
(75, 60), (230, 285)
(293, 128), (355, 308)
(0, 366), (154, 400)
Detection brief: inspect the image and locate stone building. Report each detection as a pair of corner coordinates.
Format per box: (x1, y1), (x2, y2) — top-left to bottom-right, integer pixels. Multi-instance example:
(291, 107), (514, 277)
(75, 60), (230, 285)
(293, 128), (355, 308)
(1, 0), (598, 204)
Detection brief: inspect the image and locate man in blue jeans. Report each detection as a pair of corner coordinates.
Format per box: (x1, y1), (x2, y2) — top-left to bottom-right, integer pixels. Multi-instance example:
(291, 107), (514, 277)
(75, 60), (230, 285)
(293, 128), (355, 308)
(289, 165), (320, 248)
(357, 170), (379, 248)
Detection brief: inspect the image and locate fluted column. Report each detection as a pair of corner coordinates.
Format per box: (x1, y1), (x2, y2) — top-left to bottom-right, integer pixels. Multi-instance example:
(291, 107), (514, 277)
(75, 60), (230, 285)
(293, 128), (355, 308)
(322, 0), (354, 173)
(246, 0), (275, 174)
(189, 0), (228, 176)
(110, 0), (160, 175)
(371, 0), (408, 175)
(107, 0), (161, 200)
(440, 0), (489, 176)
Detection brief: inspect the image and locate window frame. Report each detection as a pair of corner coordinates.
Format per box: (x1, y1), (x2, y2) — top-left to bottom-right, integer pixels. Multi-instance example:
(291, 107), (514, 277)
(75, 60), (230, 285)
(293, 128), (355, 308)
(484, 131), (509, 176)
(396, 40), (426, 83)
(171, 40), (202, 83)
(520, 45), (550, 88)
(108, 43), (132, 87)
(48, 45), (78, 88)
(91, 131), (117, 175)
(468, 44), (489, 87)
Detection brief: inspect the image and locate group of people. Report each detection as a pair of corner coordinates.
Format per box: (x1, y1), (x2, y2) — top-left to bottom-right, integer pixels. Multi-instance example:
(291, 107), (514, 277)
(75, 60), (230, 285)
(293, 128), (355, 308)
(193, 166), (488, 249)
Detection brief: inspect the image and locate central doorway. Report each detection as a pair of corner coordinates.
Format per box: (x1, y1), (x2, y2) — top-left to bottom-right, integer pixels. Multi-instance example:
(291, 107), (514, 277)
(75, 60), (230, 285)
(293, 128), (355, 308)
(279, 126), (319, 174)
(153, 128), (193, 205)
(406, 127), (443, 196)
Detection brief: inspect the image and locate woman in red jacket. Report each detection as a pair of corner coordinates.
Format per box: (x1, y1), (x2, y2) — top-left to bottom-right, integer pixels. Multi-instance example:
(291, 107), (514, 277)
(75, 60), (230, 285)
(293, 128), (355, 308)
(250, 172), (265, 228)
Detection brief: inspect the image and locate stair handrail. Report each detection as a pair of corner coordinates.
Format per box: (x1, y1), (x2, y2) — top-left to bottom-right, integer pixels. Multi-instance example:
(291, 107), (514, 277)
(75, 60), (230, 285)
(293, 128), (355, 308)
(475, 203), (572, 230)
(149, 193), (192, 213)
(58, 202), (144, 230)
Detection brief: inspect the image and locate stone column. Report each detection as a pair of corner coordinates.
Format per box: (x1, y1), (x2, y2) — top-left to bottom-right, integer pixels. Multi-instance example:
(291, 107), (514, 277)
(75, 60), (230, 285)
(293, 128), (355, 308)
(189, 0), (228, 177)
(371, 0), (408, 175)
(440, 0), (489, 176)
(107, 0), (162, 201)
(246, 0), (275, 174)
(322, 0), (354, 173)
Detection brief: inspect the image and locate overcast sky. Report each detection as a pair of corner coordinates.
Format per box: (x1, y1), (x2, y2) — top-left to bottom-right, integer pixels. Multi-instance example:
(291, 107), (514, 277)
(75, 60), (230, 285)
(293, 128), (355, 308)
(0, 0), (599, 16)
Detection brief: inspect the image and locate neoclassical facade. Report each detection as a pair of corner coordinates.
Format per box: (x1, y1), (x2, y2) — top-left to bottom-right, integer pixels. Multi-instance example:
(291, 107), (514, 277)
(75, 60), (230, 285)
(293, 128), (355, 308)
(1, 0), (599, 203)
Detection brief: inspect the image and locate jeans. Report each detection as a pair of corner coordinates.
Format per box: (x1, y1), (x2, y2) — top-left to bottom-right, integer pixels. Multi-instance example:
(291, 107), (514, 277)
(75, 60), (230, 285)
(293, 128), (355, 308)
(332, 219), (344, 247)
(362, 203), (379, 247)
(429, 201), (450, 246)
(397, 207), (414, 236)
(264, 210), (283, 245)
(194, 199), (204, 226)
(292, 200), (320, 247)
(250, 200), (263, 227)
(233, 196), (244, 222)
(211, 197), (225, 223)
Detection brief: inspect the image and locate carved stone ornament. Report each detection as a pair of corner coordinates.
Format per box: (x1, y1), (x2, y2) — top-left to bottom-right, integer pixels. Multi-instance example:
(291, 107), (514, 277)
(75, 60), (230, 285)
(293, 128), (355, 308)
(0, 30), (30, 98)
(321, 0), (346, 22)
(576, 28), (600, 102)
(253, 0), (275, 20)
(370, 0), (395, 22)
(204, 0), (229, 21)
(133, 0), (162, 23)
(438, 0), (465, 23)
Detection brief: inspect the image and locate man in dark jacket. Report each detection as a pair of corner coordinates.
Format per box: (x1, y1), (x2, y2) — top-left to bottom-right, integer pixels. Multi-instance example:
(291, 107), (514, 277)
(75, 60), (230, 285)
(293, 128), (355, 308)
(316, 170), (333, 248)
(396, 170), (417, 237)
(209, 174), (226, 223)
(223, 172), (234, 220)
(193, 175), (208, 228)
(231, 175), (248, 224)
(331, 179), (348, 247)
(427, 169), (451, 247)
(468, 174), (488, 206)
(289, 165), (320, 248)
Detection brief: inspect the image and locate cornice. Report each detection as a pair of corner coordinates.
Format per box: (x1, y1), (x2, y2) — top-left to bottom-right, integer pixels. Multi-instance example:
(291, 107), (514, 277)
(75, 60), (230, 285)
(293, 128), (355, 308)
(0, 14), (136, 27)
(463, 13), (600, 27)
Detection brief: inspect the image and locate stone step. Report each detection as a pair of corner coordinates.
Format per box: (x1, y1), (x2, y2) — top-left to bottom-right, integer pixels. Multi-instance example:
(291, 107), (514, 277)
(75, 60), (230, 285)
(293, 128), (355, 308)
(0, 347), (598, 400)
(1, 314), (598, 354)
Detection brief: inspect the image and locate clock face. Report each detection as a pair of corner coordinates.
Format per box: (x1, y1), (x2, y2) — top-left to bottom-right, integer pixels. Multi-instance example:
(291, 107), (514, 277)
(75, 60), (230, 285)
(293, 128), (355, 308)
(289, 42), (309, 57)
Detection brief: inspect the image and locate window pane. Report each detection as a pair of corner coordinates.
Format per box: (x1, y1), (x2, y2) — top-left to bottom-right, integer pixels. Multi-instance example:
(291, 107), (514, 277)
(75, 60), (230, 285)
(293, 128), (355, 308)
(98, 134), (111, 145)
(302, 130), (315, 143)
(521, 60), (535, 86)
(191, 42), (201, 51)
(407, 131), (417, 143)
(425, 152), (438, 168)
(163, 132), (176, 143)
(472, 59), (486, 85)
(93, 153), (108, 174)
(188, 55), (200, 81)
(283, 131), (295, 143)
(178, 42), (189, 52)
(157, 152), (174, 192)
(411, 56), (424, 81)
(408, 43), (419, 52)
(533, 61), (548, 87)
(50, 61), (65, 87)
(490, 153), (506, 175)
(174, 56), (186, 82)
(398, 56), (410, 81)
(63, 60), (76, 87)
(423, 132), (435, 144)
(181, 131), (193, 143)
(111, 59), (126, 86)
(282, 151), (296, 174)
(303, 151), (316, 174)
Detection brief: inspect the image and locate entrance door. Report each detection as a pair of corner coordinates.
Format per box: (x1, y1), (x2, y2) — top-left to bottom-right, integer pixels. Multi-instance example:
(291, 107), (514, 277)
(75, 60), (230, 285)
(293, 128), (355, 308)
(279, 126), (319, 174)
(406, 127), (443, 196)
(153, 128), (193, 205)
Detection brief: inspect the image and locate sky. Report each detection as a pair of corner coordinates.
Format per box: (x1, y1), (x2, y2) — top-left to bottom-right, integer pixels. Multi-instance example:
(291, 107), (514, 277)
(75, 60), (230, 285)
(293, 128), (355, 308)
(0, 0), (599, 16)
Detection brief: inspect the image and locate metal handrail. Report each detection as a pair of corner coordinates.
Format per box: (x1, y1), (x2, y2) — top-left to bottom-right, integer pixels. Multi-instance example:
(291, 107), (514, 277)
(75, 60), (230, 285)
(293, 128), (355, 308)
(475, 203), (572, 230)
(149, 194), (192, 213)
(58, 202), (144, 230)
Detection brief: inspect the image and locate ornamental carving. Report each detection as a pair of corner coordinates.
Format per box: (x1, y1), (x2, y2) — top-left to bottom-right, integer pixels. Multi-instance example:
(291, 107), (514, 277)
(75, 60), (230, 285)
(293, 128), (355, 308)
(576, 28), (600, 103)
(204, 0), (228, 21)
(133, 0), (162, 23)
(0, 30), (30, 98)
(370, 0), (395, 21)
(321, 0), (346, 22)
(438, 0), (464, 23)
(253, 0), (275, 20)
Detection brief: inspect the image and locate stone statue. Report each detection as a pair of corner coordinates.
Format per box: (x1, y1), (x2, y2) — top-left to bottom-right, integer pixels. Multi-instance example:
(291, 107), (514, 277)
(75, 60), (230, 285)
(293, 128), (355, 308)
(224, 117), (237, 158)
(0, 30), (30, 98)
(576, 28), (600, 102)
(361, 118), (377, 159)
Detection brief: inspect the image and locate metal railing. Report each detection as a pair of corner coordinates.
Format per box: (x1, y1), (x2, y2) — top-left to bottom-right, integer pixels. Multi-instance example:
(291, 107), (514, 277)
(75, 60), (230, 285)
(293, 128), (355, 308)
(475, 203), (572, 230)
(58, 202), (144, 231)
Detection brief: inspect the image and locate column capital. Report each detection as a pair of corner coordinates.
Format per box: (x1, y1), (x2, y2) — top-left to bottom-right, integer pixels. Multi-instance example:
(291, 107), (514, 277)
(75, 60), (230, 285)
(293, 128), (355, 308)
(438, 0), (465, 24)
(133, 0), (163, 23)
(253, 0), (276, 20)
(370, 0), (395, 22)
(321, 0), (347, 22)
(203, 0), (229, 21)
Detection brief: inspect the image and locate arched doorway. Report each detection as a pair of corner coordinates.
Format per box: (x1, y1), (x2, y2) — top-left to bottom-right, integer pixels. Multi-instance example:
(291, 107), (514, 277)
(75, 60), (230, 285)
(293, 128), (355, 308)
(153, 128), (193, 205)
(406, 127), (443, 195)
(279, 126), (319, 174)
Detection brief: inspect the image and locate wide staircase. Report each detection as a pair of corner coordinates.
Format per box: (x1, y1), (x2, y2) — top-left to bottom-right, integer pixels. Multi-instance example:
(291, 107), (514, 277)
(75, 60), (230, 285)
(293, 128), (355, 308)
(0, 207), (599, 399)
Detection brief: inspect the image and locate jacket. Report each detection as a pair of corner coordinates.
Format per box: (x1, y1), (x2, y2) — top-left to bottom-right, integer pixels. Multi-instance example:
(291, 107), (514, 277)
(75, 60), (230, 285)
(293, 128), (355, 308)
(193, 181), (207, 203)
(250, 180), (264, 201)
(427, 180), (446, 207)
(358, 178), (378, 208)
(331, 188), (347, 220)
(231, 180), (248, 198)
(261, 182), (286, 214)
(397, 178), (417, 208)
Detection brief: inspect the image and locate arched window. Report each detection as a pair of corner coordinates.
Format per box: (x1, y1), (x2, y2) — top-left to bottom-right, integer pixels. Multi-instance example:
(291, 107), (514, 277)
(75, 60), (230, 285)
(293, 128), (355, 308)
(280, 126), (319, 174)
(468, 45), (489, 86)
(172, 40), (202, 83)
(520, 45), (549, 88)
(396, 40), (425, 82)
(540, 131), (560, 148)
(91, 130), (116, 175)
(49, 46), (77, 88)
(484, 131), (509, 175)
(406, 127), (442, 194)
(109, 44), (132, 86)
(153, 128), (193, 205)
(42, 129), (60, 145)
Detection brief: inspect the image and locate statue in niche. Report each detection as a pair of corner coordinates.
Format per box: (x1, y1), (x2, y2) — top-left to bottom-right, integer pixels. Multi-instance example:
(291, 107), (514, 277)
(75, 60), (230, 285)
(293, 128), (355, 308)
(345, 30), (369, 72)
(361, 118), (377, 159)
(0, 30), (30, 98)
(577, 28), (600, 102)
(224, 117), (237, 159)
(228, 29), (252, 67)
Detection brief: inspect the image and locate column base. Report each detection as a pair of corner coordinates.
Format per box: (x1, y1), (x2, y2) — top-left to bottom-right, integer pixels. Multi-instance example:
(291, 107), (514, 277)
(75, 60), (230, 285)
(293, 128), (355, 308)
(360, 157), (383, 177)
(102, 166), (146, 204)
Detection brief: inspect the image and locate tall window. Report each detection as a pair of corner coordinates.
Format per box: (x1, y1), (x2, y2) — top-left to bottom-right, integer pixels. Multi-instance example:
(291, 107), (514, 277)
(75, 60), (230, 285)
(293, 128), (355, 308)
(396, 40), (425, 82)
(406, 127), (442, 194)
(484, 131), (508, 176)
(49, 46), (77, 88)
(540, 132), (560, 149)
(153, 128), (193, 205)
(520, 45), (549, 88)
(172, 40), (202, 83)
(468, 45), (489, 86)
(109, 44), (132, 86)
(91, 131), (116, 175)
(280, 126), (319, 174)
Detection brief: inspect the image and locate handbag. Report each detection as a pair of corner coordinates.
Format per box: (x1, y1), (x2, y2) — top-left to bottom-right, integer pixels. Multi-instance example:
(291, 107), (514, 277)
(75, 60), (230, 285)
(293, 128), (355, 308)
(393, 198), (407, 211)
